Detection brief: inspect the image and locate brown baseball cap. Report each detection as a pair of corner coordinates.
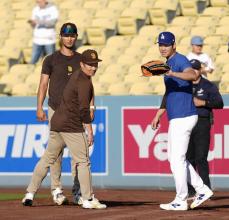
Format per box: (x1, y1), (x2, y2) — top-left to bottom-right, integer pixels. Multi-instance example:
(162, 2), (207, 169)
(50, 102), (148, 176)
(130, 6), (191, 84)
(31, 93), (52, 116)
(81, 49), (102, 64)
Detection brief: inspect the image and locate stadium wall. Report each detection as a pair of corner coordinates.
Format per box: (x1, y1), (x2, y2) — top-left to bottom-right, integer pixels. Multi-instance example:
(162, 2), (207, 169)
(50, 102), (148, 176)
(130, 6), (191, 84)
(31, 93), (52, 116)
(0, 95), (229, 190)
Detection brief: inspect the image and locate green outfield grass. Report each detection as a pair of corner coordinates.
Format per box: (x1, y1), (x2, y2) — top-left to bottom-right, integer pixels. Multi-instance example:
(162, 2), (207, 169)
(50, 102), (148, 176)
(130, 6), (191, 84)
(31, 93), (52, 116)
(0, 193), (49, 201)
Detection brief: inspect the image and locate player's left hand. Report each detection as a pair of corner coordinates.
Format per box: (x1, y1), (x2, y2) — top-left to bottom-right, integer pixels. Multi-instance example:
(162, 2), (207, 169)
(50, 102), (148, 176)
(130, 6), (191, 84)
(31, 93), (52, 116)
(90, 109), (95, 121)
(193, 97), (206, 107)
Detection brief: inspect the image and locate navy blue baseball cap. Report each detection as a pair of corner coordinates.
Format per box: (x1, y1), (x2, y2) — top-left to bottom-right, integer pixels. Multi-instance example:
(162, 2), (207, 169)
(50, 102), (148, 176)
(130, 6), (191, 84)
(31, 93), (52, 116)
(190, 59), (201, 70)
(60, 22), (78, 35)
(157, 31), (175, 45)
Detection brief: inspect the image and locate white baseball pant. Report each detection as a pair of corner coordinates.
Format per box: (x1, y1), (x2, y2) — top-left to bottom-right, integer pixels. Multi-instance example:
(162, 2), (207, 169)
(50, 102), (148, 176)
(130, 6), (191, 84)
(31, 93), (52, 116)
(167, 115), (205, 201)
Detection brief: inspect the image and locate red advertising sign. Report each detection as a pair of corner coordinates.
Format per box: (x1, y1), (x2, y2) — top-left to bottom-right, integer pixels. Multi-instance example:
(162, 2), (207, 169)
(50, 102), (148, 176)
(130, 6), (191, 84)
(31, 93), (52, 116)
(122, 107), (229, 176)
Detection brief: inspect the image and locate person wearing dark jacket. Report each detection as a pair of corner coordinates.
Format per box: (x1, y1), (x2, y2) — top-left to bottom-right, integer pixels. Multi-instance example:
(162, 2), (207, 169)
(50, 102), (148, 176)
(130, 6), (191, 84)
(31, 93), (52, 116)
(187, 59), (224, 197)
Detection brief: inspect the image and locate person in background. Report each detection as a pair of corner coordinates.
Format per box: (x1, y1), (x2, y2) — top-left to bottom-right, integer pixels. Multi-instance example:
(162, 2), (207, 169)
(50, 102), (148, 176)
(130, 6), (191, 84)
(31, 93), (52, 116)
(28, 0), (59, 64)
(187, 36), (214, 78)
(187, 59), (224, 198)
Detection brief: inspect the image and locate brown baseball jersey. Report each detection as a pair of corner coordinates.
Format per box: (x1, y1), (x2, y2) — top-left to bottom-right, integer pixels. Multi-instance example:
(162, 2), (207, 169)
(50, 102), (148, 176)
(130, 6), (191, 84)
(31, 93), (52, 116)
(50, 70), (93, 132)
(41, 51), (81, 110)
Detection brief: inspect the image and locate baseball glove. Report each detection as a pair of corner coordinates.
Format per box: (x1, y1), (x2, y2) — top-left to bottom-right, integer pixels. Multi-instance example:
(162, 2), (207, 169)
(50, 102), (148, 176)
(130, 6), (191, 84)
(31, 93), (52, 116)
(141, 60), (170, 76)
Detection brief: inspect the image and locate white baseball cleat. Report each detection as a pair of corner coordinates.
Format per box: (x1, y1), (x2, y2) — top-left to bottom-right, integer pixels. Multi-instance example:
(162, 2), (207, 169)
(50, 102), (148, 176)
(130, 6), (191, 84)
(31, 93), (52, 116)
(190, 186), (213, 209)
(52, 188), (68, 205)
(22, 192), (34, 206)
(82, 195), (107, 209)
(160, 200), (188, 211)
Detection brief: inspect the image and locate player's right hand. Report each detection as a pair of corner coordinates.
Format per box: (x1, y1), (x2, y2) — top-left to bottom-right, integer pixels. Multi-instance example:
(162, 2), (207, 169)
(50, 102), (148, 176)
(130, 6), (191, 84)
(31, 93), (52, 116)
(36, 109), (48, 121)
(87, 132), (94, 146)
(151, 117), (160, 130)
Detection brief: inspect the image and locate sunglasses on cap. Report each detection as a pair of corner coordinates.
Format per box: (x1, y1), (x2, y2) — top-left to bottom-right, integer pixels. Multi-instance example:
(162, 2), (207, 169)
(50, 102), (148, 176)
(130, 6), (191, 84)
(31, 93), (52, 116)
(61, 26), (77, 36)
(61, 33), (77, 38)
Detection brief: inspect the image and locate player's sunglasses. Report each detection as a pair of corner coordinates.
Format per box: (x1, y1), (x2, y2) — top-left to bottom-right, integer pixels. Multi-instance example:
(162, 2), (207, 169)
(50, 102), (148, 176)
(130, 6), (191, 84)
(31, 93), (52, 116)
(85, 63), (98, 67)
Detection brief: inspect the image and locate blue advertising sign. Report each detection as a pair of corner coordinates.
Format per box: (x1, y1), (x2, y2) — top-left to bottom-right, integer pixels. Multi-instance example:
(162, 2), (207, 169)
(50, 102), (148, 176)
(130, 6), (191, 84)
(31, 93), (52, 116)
(0, 107), (108, 175)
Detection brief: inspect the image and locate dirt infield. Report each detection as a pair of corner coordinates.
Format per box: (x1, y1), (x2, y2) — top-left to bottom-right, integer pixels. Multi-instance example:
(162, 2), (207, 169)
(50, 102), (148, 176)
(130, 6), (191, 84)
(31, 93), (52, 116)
(1, 188), (229, 220)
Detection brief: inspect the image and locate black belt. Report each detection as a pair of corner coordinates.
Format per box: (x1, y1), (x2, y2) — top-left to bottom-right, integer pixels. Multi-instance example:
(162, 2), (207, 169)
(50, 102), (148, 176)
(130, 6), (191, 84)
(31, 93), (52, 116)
(198, 116), (210, 119)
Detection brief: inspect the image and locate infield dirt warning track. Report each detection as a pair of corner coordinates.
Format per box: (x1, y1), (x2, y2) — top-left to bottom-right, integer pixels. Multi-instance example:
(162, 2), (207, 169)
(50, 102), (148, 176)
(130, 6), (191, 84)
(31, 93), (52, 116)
(1, 188), (229, 220)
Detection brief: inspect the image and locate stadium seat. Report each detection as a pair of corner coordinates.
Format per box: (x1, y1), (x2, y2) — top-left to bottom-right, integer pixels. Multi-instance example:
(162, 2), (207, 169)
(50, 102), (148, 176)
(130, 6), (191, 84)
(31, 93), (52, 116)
(107, 0), (132, 10)
(139, 25), (165, 38)
(83, 0), (108, 9)
(108, 82), (130, 95)
(124, 46), (148, 59)
(215, 54), (229, 64)
(149, 75), (164, 86)
(127, 64), (143, 76)
(118, 8), (147, 35)
(179, 36), (191, 45)
(99, 73), (123, 84)
(166, 26), (191, 41)
(215, 26), (229, 37)
(218, 45), (228, 54)
(148, 8), (170, 25)
(58, 1), (83, 9)
(130, 35), (155, 48)
(129, 82), (154, 95)
(191, 26), (216, 37)
(124, 72), (149, 85)
(95, 8), (122, 19)
(219, 16), (229, 25)
(9, 64), (34, 79)
(106, 36), (132, 48)
(11, 1), (34, 10)
(141, 54), (164, 64)
(219, 81), (229, 94)
(103, 63), (129, 75)
(210, 0), (229, 7)
(153, 83), (165, 94)
(117, 54), (139, 66)
(176, 45), (191, 55)
(130, 0), (156, 9)
(171, 16), (197, 26)
(202, 7), (228, 17)
(222, 64), (229, 74)
(93, 81), (108, 95)
(204, 35), (228, 46)
(67, 9), (93, 27)
(11, 83), (31, 96)
(179, 0), (198, 16)
(195, 15), (220, 27)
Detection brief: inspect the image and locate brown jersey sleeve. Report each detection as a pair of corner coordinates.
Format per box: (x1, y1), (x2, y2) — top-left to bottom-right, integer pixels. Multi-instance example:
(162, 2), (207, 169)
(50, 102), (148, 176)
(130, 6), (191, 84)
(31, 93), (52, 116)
(41, 54), (53, 76)
(77, 78), (92, 124)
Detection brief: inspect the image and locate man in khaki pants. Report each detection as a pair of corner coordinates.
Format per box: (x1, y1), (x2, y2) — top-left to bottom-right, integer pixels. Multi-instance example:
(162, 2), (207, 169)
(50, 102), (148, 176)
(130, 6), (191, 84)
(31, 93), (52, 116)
(22, 49), (106, 209)
(36, 22), (95, 205)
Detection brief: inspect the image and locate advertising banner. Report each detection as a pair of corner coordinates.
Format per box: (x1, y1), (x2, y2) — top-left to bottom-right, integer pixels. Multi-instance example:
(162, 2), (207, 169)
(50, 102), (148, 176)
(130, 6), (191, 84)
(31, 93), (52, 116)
(122, 107), (229, 176)
(0, 107), (108, 175)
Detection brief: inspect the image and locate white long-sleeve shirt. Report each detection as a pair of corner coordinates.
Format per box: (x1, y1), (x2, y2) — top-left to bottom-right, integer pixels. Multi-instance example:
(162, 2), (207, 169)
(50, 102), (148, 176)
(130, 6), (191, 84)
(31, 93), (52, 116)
(32, 3), (59, 45)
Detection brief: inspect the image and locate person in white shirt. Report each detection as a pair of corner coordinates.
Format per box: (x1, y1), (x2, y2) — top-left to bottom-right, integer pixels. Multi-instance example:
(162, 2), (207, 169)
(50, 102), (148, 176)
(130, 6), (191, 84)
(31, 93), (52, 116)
(187, 36), (214, 78)
(28, 0), (59, 64)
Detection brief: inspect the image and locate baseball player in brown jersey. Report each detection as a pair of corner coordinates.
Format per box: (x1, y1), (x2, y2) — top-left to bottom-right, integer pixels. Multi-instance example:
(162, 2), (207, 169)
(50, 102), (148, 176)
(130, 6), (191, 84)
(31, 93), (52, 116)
(22, 49), (106, 209)
(35, 22), (92, 205)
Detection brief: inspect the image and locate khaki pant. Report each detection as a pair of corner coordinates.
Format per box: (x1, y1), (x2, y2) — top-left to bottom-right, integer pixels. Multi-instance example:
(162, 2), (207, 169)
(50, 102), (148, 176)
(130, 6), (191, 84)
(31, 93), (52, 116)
(47, 107), (78, 190)
(27, 131), (93, 200)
